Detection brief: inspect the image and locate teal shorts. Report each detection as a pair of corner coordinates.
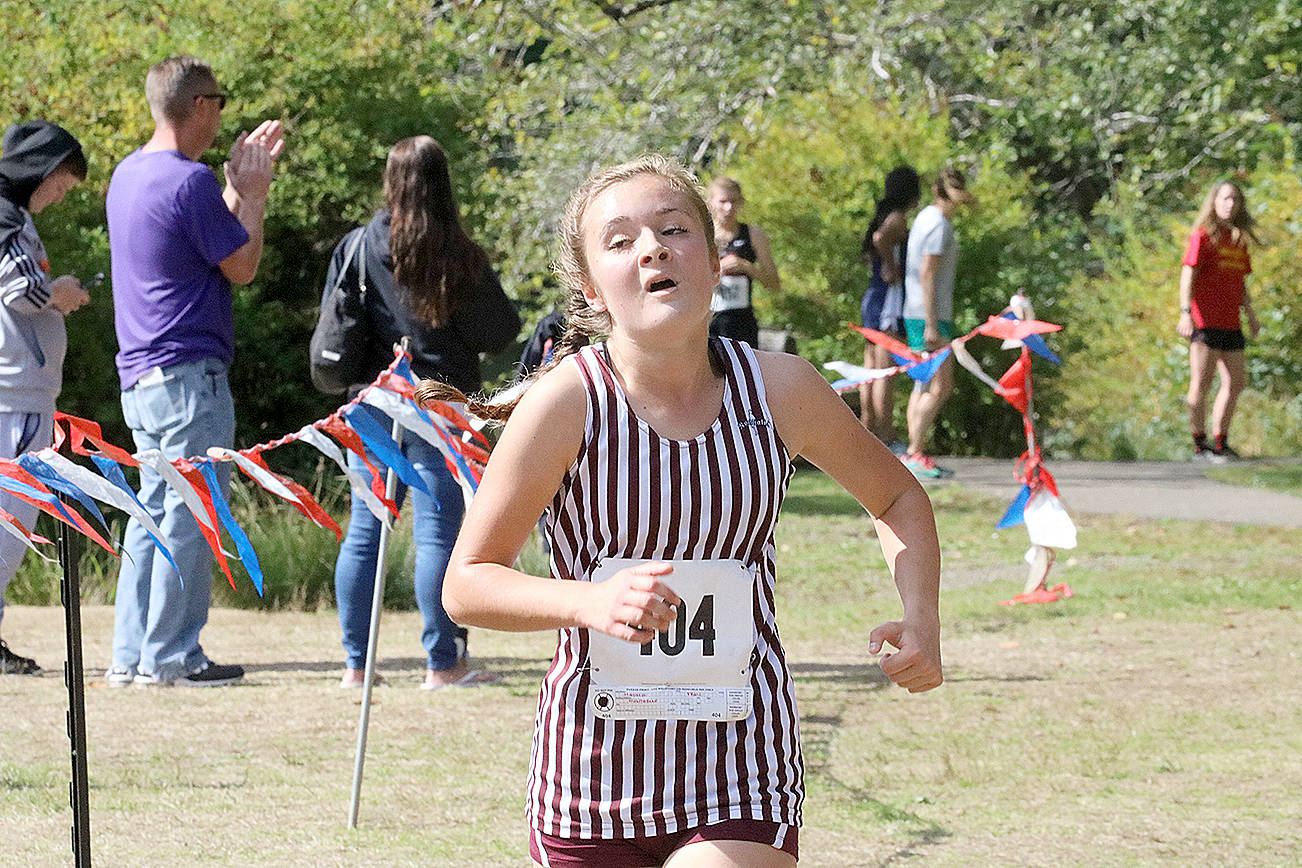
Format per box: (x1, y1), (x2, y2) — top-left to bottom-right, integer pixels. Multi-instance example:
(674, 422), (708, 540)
(904, 318), (954, 353)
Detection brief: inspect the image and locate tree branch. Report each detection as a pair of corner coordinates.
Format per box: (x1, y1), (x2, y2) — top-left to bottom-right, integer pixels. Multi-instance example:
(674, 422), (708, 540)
(588, 0), (689, 22)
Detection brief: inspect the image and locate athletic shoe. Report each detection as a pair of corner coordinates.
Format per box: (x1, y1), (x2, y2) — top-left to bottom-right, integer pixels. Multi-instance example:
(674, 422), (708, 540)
(904, 453), (954, 480)
(1213, 444), (1242, 461)
(105, 665), (136, 687)
(135, 661), (244, 688)
(0, 639), (41, 675)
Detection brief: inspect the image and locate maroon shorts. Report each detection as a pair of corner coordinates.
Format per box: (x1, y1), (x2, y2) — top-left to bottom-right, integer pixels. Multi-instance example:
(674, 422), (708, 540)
(530, 818), (798, 866)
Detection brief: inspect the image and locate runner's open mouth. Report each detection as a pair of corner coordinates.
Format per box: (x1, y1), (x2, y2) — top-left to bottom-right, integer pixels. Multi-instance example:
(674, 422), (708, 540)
(648, 278), (676, 292)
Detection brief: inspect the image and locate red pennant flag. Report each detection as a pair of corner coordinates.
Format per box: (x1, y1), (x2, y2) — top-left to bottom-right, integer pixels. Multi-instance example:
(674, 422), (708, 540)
(0, 458), (118, 554)
(975, 316), (1062, 342)
(997, 350), (1032, 413)
(174, 459), (238, 591)
(319, 417), (396, 510)
(55, 412), (139, 466)
(237, 450), (342, 541)
(849, 323), (921, 362)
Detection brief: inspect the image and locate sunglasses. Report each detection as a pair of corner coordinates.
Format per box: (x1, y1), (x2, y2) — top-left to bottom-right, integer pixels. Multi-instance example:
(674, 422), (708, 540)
(196, 93), (228, 109)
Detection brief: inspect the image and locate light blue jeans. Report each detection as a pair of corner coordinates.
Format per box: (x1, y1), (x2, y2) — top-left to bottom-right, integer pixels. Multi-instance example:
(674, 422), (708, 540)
(112, 359), (234, 680)
(334, 403), (465, 671)
(0, 410), (52, 634)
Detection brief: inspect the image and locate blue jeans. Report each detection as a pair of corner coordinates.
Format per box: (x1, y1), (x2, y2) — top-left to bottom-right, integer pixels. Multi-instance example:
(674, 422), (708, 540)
(112, 359), (234, 680)
(334, 404), (465, 671)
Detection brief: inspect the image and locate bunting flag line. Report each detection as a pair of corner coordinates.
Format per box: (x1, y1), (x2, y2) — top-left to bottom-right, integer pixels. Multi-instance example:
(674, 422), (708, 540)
(0, 459), (118, 555)
(319, 416), (395, 508)
(208, 447), (341, 541)
(36, 448), (180, 575)
(295, 424), (396, 525)
(359, 389), (483, 507)
(16, 453), (114, 538)
(343, 405), (433, 499)
(9, 347), (508, 599)
(0, 505), (54, 562)
(837, 294), (1077, 604)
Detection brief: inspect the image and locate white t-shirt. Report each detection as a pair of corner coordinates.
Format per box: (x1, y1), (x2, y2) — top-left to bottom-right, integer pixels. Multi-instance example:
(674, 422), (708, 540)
(903, 205), (957, 322)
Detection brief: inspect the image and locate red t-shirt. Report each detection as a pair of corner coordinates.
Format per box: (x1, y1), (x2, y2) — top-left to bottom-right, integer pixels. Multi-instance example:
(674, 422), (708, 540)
(1182, 227), (1251, 329)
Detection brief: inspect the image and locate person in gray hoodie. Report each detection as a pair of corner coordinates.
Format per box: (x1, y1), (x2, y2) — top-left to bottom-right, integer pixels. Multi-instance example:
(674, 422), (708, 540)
(0, 119), (90, 674)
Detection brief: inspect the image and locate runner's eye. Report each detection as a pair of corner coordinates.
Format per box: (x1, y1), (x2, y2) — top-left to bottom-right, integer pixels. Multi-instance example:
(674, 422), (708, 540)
(607, 236), (632, 250)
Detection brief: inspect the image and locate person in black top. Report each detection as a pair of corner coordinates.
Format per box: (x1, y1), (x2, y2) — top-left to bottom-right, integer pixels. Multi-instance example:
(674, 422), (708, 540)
(706, 177), (780, 346)
(323, 136), (520, 689)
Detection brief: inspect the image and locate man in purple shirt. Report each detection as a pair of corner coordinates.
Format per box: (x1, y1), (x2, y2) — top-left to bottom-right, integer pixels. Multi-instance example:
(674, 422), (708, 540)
(105, 56), (284, 687)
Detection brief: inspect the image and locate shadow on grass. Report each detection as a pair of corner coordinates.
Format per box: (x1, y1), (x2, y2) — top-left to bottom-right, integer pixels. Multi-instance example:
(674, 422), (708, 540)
(802, 703), (951, 863)
(791, 660), (892, 688)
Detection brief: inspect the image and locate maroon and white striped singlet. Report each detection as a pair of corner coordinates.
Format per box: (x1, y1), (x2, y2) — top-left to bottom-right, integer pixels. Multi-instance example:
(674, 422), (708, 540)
(527, 337), (804, 839)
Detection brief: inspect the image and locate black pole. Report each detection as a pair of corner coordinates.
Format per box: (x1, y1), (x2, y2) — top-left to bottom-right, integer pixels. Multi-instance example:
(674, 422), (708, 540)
(58, 505), (92, 867)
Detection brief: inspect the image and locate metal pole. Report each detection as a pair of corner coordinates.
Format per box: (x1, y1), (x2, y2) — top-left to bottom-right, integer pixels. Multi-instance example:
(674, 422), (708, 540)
(59, 501), (92, 867)
(347, 413), (404, 828)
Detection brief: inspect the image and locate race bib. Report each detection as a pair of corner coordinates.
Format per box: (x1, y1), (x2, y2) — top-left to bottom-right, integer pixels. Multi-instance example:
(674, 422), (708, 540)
(710, 274), (751, 312)
(587, 558), (756, 721)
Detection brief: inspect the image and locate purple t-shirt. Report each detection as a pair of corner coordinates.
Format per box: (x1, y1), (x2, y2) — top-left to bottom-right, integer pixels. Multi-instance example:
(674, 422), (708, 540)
(106, 149), (249, 390)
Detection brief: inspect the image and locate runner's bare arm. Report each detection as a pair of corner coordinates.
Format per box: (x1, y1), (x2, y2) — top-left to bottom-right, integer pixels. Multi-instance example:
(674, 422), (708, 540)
(1177, 264), (1196, 338)
(442, 364), (681, 640)
(759, 351), (943, 691)
(873, 211), (908, 285)
(748, 225), (782, 291)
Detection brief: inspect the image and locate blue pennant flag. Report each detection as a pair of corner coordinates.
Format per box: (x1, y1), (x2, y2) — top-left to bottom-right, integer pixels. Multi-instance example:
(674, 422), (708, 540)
(197, 461), (264, 597)
(16, 453), (112, 535)
(906, 348), (951, 384)
(1000, 312), (1061, 363)
(1022, 332), (1061, 364)
(344, 406), (432, 498)
(996, 484), (1033, 529)
(89, 455), (181, 576)
(0, 474), (83, 529)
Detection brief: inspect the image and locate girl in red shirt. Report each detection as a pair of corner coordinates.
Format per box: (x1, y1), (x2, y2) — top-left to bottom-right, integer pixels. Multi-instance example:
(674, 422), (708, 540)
(1176, 181), (1260, 460)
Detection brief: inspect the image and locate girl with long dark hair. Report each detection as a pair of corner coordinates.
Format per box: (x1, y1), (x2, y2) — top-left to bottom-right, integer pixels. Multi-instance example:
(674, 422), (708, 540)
(326, 136), (520, 688)
(858, 165), (920, 447)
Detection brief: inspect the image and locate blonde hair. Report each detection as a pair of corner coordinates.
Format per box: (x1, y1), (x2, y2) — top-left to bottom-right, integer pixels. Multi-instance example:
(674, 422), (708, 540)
(708, 176), (743, 199)
(415, 154), (716, 422)
(145, 55), (218, 124)
(1192, 180), (1259, 246)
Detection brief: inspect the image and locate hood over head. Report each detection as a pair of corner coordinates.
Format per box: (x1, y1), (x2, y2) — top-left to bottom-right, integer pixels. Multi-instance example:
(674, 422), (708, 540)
(0, 119), (86, 245)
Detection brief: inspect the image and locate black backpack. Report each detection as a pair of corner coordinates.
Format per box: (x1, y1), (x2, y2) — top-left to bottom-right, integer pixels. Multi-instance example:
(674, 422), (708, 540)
(309, 228), (371, 394)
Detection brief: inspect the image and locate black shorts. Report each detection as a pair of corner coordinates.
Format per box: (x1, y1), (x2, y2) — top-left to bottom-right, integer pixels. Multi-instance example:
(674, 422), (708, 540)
(709, 308), (759, 346)
(1191, 328), (1245, 352)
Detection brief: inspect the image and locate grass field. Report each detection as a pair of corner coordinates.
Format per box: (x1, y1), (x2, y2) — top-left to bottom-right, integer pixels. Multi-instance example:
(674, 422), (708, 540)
(2, 471), (1300, 866)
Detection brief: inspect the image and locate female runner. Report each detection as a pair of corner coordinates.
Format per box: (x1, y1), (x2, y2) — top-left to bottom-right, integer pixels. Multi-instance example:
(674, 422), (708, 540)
(418, 155), (942, 866)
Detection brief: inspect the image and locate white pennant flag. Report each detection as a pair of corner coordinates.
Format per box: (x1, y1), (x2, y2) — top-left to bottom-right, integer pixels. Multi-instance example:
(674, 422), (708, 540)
(207, 447), (303, 507)
(35, 448), (170, 550)
(0, 510), (54, 562)
(133, 450), (236, 559)
(295, 425), (392, 525)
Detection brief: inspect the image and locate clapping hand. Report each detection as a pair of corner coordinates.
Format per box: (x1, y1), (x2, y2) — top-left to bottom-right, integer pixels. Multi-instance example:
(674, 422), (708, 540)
(224, 119), (285, 202)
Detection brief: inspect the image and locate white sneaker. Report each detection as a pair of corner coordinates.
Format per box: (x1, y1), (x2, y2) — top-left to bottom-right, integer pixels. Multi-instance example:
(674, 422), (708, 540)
(105, 665), (136, 688)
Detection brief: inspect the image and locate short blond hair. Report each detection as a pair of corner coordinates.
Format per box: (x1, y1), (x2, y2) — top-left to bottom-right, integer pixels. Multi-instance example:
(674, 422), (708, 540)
(145, 55), (218, 124)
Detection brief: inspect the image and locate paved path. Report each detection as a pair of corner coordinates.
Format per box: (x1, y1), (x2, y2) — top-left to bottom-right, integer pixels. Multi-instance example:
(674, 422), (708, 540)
(933, 457), (1302, 528)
